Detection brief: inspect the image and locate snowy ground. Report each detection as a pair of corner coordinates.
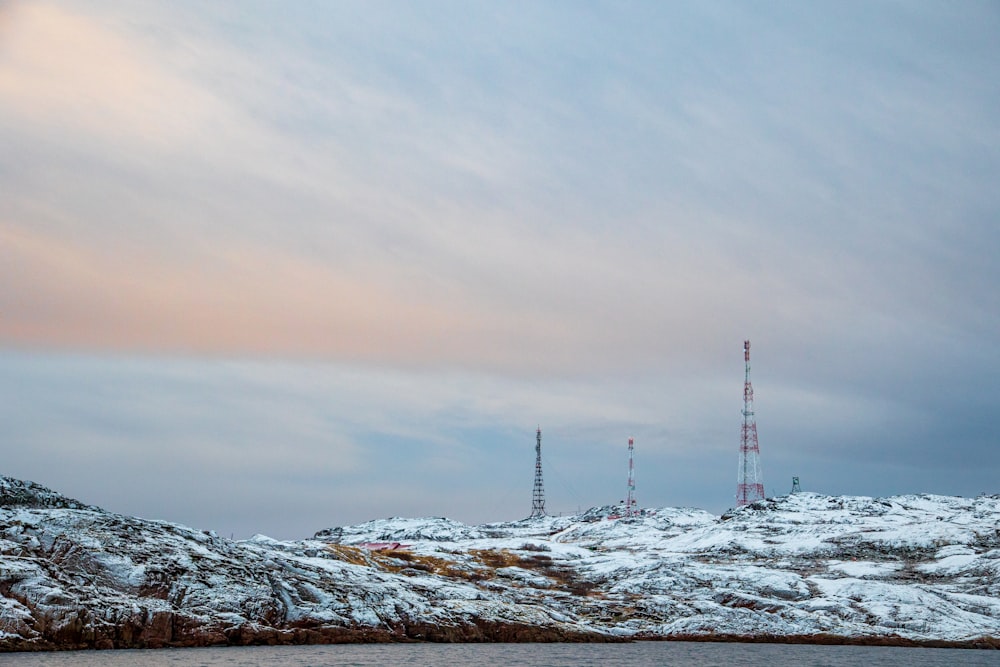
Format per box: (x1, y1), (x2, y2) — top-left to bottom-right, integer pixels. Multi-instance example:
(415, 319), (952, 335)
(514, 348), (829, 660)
(1, 477), (999, 650)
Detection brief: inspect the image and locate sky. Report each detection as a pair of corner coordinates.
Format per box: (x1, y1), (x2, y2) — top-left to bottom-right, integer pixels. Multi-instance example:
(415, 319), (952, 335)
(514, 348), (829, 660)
(1, 1), (998, 540)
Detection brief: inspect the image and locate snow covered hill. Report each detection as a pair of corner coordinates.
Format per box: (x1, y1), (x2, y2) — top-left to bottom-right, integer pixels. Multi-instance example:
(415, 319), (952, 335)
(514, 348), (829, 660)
(1, 476), (998, 651)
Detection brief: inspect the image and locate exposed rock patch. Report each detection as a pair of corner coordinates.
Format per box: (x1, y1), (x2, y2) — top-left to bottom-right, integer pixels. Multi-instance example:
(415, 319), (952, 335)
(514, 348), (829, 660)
(2, 479), (999, 651)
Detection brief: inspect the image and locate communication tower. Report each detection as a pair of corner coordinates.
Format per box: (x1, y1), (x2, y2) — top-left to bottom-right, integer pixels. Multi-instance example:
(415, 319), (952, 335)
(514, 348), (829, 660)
(624, 437), (637, 518)
(791, 476), (802, 494)
(736, 340), (765, 506)
(529, 427), (546, 518)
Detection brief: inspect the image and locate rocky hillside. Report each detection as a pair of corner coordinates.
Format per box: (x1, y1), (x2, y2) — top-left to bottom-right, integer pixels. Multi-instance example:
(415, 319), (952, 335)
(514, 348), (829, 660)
(1, 476), (999, 651)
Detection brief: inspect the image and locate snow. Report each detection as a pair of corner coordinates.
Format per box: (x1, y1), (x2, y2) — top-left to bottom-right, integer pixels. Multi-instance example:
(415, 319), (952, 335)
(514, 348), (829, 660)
(829, 560), (902, 578)
(2, 477), (1000, 648)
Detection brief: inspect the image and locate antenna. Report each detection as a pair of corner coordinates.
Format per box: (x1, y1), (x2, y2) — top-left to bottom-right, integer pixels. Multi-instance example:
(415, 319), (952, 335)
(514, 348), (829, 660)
(529, 427), (546, 518)
(736, 340), (765, 506)
(625, 437), (636, 518)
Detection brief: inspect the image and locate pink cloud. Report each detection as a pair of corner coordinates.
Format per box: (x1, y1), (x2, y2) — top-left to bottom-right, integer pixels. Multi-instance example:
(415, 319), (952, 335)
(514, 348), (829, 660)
(0, 3), (234, 150)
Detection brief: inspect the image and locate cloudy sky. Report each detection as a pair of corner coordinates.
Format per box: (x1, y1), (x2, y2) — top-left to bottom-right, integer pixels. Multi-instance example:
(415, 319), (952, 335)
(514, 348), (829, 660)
(1, 1), (998, 539)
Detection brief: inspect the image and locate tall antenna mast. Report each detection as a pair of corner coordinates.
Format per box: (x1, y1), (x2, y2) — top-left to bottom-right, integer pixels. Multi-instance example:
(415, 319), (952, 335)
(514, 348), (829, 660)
(529, 427), (546, 518)
(737, 340), (765, 506)
(625, 437), (636, 518)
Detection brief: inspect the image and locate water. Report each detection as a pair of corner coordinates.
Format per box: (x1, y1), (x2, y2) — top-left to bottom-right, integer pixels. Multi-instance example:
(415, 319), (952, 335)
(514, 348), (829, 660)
(3, 642), (997, 667)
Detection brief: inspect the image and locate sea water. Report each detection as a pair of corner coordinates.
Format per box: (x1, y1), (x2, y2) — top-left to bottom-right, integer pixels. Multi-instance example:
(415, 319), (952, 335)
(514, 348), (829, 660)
(3, 642), (997, 667)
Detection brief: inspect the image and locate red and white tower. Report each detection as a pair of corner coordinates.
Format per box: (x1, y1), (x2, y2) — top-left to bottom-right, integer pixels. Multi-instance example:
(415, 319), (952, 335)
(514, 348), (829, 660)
(737, 340), (765, 506)
(624, 437), (636, 518)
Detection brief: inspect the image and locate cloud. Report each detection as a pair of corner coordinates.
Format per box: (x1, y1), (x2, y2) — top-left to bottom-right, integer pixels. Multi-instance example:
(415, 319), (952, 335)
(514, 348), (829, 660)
(0, 2), (231, 150)
(0, 224), (502, 363)
(0, 2), (998, 536)
(2, 1), (995, 381)
(0, 350), (737, 531)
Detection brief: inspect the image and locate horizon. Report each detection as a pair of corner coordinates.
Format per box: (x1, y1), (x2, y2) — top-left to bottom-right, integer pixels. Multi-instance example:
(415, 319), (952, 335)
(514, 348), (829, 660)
(4, 468), (988, 542)
(2, 1), (998, 540)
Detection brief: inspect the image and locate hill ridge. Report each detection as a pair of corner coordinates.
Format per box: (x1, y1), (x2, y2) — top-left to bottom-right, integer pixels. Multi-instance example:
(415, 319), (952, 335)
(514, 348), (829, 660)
(1, 476), (998, 650)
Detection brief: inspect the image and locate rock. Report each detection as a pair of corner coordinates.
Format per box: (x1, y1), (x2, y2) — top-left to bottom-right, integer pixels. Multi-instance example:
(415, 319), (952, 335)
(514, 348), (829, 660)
(1, 477), (999, 651)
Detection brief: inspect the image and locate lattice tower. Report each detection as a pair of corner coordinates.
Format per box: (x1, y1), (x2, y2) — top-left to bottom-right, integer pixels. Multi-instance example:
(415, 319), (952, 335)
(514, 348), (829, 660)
(737, 340), (765, 506)
(791, 476), (802, 494)
(529, 427), (546, 518)
(624, 437), (637, 518)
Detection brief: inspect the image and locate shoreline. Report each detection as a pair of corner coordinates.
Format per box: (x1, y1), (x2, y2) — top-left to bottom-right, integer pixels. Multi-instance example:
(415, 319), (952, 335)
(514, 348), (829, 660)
(3, 625), (998, 652)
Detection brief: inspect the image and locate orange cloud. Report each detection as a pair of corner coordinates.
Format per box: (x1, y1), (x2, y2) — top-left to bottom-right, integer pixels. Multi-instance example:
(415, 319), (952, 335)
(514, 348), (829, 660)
(0, 214), (766, 377)
(0, 223), (566, 368)
(0, 2), (233, 150)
